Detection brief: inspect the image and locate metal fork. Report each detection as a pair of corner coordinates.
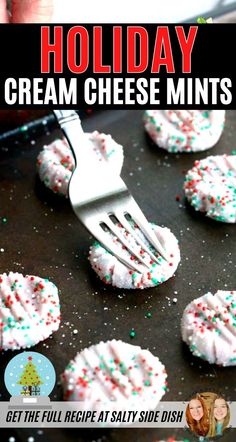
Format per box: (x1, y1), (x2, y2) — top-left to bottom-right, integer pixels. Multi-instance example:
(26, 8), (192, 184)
(53, 110), (169, 273)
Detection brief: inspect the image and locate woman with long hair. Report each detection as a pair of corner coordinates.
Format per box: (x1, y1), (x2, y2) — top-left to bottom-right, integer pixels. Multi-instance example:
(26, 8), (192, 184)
(186, 395), (209, 437)
(208, 396), (230, 438)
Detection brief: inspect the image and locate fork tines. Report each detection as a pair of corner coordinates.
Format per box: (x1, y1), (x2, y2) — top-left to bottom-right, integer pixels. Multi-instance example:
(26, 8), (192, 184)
(53, 109), (169, 274)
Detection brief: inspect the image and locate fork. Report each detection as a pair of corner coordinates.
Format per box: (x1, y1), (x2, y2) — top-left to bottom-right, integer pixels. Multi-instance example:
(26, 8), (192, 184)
(53, 110), (169, 273)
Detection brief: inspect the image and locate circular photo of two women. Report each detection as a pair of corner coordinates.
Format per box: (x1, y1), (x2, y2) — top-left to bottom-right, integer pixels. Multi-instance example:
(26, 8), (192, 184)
(186, 392), (230, 440)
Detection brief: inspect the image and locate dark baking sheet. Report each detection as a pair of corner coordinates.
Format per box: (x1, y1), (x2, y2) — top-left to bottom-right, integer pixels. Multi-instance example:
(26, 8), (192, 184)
(0, 110), (236, 442)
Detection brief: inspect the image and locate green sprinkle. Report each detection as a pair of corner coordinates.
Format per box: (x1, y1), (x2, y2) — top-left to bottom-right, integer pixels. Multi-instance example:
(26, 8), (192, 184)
(144, 380), (151, 386)
(20, 125), (28, 132)
(145, 312), (152, 319)
(130, 329), (136, 338)
(150, 116), (156, 124)
(106, 149), (115, 158)
(2, 217), (7, 224)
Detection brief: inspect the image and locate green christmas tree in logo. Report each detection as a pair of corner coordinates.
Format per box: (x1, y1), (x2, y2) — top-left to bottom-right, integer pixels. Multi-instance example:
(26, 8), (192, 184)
(17, 356), (43, 396)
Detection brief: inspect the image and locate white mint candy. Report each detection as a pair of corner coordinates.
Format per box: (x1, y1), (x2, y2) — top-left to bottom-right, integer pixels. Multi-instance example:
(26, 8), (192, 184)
(61, 339), (167, 418)
(37, 131), (124, 196)
(144, 110), (225, 153)
(89, 223), (180, 289)
(181, 290), (236, 366)
(184, 154), (236, 223)
(0, 272), (60, 350)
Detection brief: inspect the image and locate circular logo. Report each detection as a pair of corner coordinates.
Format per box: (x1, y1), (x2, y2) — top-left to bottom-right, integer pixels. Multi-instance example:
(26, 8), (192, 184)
(4, 351), (56, 397)
(185, 391), (231, 440)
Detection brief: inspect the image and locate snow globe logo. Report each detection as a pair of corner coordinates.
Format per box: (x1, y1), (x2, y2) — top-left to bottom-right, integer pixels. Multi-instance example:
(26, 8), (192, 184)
(4, 352), (56, 406)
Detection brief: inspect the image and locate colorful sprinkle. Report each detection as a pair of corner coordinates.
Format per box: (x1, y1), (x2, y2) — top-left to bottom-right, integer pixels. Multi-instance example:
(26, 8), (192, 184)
(184, 155), (236, 223)
(61, 339), (167, 418)
(144, 110), (225, 153)
(145, 312), (152, 318)
(182, 290), (236, 366)
(89, 222), (180, 289)
(0, 272), (60, 351)
(130, 329), (136, 338)
(37, 131), (124, 196)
